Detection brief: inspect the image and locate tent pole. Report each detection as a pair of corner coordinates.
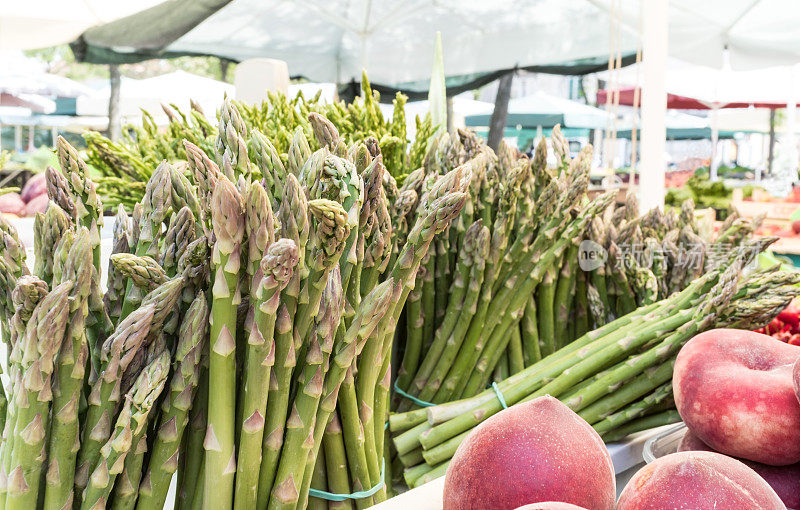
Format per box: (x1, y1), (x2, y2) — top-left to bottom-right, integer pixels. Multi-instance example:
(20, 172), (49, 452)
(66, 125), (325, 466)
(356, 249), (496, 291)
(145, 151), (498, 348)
(488, 72), (513, 151)
(639, 0), (668, 213)
(108, 64), (121, 141)
(709, 105), (719, 181)
(786, 65), (798, 182)
(768, 108), (776, 174)
(14, 125), (22, 153)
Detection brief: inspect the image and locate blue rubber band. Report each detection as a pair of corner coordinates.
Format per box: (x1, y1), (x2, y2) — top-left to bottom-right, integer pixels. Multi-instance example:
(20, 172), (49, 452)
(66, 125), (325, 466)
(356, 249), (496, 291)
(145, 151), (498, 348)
(491, 382), (508, 409)
(309, 460), (385, 501)
(393, 380), (435, 408)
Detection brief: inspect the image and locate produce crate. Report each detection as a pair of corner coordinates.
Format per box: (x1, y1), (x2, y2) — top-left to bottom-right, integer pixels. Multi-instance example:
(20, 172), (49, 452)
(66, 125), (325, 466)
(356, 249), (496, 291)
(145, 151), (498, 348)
(731, 188), (800, 222)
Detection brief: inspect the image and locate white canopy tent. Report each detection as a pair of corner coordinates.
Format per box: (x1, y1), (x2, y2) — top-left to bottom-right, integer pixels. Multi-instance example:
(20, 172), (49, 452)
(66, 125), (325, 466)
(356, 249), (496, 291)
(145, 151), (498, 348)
(1, 0), (165, 50)
(76, 70), (233, 121)
(589, 0), (800, 71)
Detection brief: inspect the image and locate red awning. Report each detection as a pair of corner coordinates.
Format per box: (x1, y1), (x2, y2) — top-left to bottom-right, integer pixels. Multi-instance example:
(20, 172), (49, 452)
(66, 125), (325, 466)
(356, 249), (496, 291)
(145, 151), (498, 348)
(597, 87), (785, 110)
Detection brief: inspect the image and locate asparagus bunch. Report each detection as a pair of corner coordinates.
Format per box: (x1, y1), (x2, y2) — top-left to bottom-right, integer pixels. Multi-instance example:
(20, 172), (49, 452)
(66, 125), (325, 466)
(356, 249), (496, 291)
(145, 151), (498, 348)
(85, 76), (418, 209)
(393, 127), (609, 411)
(0, 80), (468, 509)
(390, 240), (800, 486)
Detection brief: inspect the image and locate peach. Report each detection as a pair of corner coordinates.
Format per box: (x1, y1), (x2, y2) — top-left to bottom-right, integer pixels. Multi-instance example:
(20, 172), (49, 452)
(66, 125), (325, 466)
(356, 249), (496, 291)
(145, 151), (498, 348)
(442, 396), (614, 510)
(679, 429), (800, 509)
(514, 504), (588, 510)
(794, 356), (800, 404)
(673, 328), (800, 465)
(617, 451), (784, 509)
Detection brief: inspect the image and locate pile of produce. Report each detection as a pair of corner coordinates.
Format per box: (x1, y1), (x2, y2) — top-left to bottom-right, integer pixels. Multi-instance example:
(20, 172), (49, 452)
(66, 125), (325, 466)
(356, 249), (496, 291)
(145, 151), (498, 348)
(391, 126), (771, 420)
(755, 298), (800, 345)
(672, 329), (800, 508)
(390, 233), (800, 487)
(3, 77), (798, 508)
(440, 328), (800, 510)
(83, 74), (425, 210)
(0, 84), (478, 509)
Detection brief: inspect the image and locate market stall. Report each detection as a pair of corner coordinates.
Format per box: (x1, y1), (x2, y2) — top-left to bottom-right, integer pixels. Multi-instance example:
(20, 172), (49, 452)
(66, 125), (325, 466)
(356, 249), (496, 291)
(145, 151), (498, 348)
(1, 2), (800, 510)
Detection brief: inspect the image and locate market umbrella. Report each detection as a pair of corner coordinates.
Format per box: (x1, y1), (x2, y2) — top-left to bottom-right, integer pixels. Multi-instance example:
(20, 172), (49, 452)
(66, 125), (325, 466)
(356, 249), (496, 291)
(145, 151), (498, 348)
(597, 87), (788, 110)
(464, 91), (608, 130)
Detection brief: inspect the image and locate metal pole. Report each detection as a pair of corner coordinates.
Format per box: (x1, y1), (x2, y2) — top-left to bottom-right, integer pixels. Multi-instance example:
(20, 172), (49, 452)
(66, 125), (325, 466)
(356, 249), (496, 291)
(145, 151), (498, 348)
(639, 0), (669, 213)
(488, 73), (513, 151)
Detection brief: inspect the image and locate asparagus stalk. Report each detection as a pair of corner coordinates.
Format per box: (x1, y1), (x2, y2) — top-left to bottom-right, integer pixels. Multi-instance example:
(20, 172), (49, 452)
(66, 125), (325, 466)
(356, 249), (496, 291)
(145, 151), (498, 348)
(33, 203), (72, 287)
(75, 304), (157, 494)
(234, 240), (298, 510)
(204, 174), (245, 510)
(336, 364), (372, 508)
(6, 281), (71, 510)
(321, 413), (353, 510)
(135, 292), (209, 510)
(255, 176), (308, 509)
(104, 207), (133, 326)
(0, 275), (49, 506)
(43, 229), (94, 510)
(268, 269), (343, 509)
(601, 411), (682, 443)
(80, 352), (170, 510)
(592, 382), (673, 435)
(56, 137), (103, 272)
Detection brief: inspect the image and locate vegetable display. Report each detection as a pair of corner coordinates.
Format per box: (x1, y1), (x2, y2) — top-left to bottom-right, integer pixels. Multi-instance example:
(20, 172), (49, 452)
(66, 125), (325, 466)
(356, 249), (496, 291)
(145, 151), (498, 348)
(0, 83), (476, 509)
(84, 75), (423, 210)
(390, 234), (799, 487)
(386, 126), (799, 489)
(0, 80), (798, 509)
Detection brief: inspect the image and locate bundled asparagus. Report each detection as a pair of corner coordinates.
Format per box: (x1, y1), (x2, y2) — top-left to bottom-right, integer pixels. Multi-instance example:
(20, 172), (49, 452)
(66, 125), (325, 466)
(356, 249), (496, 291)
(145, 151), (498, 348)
(390, 239), (800, 486)
(84, 74), (421, 209)
(392, 127), (607, 410)
(0, 78), (476, 509)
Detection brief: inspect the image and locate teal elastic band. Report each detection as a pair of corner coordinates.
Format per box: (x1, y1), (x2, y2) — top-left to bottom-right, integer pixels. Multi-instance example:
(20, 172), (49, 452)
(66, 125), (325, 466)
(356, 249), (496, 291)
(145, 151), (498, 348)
(309, 460), (385, 502)
(393, 380), (436, 407)
(491, 382), (508, 409)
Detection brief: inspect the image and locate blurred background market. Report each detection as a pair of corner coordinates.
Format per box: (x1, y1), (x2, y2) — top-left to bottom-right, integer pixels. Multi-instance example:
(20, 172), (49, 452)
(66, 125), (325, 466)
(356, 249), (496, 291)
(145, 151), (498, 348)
(4, 1), (800, 259)
(0, 0), (798, 260)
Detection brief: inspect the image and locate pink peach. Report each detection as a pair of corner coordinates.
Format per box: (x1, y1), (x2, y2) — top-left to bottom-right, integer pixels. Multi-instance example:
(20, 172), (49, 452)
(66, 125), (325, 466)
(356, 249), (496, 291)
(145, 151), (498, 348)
(617, 451), (784, 509)
(679, 429), (800, 509)
(443, 396), (614, 510)
(673, 328), (800, 465)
